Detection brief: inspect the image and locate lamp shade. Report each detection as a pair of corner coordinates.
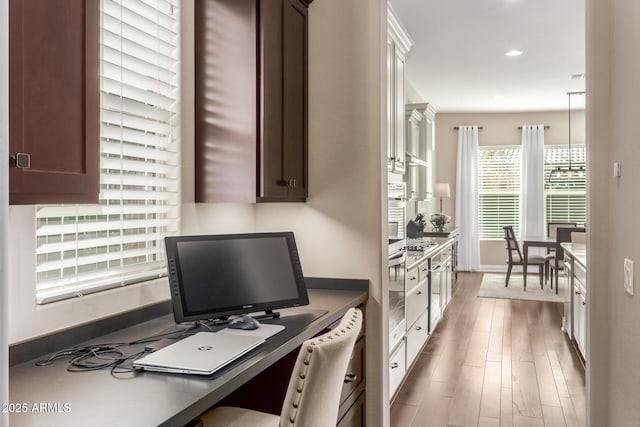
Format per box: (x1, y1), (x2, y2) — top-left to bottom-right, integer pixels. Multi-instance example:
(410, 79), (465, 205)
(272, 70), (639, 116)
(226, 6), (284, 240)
(434, 183), (451, 198)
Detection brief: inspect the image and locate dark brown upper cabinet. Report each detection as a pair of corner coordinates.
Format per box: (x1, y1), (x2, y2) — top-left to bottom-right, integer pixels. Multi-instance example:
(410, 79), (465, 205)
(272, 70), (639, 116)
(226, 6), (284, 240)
(9, 0), (100, 205)
(195, 0), (311, 203)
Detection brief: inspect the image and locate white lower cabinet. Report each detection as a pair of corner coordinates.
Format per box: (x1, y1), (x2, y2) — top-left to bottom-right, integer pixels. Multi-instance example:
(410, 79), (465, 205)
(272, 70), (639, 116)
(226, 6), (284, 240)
(406, 313), (428, 367)
(389, 341), (406, 398)
(406, 280), (428, 328)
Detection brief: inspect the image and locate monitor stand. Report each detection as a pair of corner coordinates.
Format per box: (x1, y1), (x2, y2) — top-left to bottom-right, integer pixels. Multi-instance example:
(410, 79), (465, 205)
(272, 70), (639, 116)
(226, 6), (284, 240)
(207, 310), (280, 327)
(251, 310), (280, 321)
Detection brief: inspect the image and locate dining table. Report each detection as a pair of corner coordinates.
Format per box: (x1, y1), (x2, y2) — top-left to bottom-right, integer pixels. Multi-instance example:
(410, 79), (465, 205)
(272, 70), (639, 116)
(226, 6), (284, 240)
(522, 235), (557, 291)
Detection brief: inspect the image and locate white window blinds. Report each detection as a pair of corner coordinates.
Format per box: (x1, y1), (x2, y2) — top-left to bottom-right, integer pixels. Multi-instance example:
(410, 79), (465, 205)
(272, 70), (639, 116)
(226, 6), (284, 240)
(35, 0), (180, 304)
(478, 147), (521, 239)
(545, 146), (586, 225)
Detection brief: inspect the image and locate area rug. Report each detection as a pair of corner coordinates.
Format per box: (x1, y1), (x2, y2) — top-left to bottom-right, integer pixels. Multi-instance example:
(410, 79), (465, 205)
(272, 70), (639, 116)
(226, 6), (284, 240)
(478, 273), (566, 302)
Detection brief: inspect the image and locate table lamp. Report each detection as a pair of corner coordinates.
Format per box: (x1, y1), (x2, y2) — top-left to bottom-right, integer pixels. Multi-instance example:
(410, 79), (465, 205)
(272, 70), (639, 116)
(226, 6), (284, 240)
(434, 183), (450, 213)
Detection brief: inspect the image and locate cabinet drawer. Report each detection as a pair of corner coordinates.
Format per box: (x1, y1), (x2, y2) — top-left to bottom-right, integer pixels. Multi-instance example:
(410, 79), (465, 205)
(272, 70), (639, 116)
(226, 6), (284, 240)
(389, 341), (406, 398)
(418, 260), (430, 282)
(406, 266), (419, 292)
(406, 313), (428, 367)
(340, 337), (365, 405)
(406, 280), (428, 327)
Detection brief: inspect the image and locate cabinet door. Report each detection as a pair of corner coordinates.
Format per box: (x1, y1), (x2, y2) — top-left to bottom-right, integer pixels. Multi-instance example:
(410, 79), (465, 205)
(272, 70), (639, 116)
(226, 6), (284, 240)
(260, 0), (287, 199)
(259, 0), (308, 201)
(393, 51), (405, 174)
(389, 342), (406, 398)
(387, 39), (395, 172)
(281, 0), (308, 200)
(9, 0), (100, 204)
(572, 286), (581, 343)
(424, 116), (435, 199)
(195, 0), (257, 203)
(577, 292), (587, 356)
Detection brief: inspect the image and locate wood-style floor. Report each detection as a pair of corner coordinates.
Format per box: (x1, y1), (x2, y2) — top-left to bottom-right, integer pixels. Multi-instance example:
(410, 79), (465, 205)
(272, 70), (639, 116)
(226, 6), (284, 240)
(391, 272), (586, 427)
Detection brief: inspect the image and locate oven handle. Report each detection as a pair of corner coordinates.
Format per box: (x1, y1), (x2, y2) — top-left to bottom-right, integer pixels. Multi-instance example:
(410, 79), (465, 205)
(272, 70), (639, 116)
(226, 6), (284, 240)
(388, 253), (406, 267)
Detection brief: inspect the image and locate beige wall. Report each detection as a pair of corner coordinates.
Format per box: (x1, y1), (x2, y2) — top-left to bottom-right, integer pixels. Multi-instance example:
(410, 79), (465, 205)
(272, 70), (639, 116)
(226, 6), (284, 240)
(588, 0), (640, 425)
(431, 110), (585, 266)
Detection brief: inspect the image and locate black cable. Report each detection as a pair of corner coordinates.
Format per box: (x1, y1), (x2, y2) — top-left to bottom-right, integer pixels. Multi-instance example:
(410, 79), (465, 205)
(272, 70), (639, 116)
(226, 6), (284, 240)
(34, 322), (206, 376)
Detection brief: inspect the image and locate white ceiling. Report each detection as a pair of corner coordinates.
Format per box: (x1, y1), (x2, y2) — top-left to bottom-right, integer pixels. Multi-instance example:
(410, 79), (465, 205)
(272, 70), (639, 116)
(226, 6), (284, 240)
(389, 0), (586, 112)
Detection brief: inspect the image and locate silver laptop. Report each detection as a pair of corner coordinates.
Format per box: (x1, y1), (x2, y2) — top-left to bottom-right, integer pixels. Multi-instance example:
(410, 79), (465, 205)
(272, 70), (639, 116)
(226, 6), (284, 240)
(133, 332), (265, 375)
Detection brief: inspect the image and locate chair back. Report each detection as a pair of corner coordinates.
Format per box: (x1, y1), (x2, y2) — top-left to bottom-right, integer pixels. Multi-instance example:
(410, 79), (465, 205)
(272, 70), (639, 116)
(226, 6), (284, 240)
(279, 308), (362, 427)
(571, 231), (586, 244)
(548, 222), (577, 238)
(556, 227), (585, 259)
(503, 226), (522, 263)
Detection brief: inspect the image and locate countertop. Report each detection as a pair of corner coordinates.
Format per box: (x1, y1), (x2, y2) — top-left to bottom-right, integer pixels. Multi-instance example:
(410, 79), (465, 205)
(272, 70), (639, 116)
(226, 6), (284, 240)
(9, 283), (368, 427)
(561, 243), (587, 269)
(406, 235), (458, 270)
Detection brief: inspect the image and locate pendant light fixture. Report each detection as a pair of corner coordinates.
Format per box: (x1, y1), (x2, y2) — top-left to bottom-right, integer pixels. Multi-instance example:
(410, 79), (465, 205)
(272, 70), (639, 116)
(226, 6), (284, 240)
(547, 91), (586, 183)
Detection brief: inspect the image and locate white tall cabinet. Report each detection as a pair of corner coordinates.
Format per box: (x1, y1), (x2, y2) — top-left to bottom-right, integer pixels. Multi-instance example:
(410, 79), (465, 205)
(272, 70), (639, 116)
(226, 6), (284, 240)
(405, 103), (436, 202)
(387, 5), (412, 175)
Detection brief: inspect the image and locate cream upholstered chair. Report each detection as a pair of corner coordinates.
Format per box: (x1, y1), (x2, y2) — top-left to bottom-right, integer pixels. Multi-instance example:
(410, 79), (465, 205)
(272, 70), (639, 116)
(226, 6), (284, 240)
(198, 308), (363, 427)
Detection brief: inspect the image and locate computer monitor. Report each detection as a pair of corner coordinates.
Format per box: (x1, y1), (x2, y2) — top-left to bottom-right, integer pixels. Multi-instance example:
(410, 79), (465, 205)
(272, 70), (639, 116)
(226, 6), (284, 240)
(164, 232), (309, 323)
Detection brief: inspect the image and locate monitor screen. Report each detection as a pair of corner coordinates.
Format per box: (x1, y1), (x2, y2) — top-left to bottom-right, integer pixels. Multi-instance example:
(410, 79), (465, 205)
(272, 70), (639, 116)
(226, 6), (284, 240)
(165, 232), (309, 323)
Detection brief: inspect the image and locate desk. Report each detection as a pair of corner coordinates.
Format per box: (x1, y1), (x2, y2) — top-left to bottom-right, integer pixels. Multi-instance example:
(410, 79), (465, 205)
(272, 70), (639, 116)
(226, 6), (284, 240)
(522, 236), (556, 291)
(9, 282), (367, 426)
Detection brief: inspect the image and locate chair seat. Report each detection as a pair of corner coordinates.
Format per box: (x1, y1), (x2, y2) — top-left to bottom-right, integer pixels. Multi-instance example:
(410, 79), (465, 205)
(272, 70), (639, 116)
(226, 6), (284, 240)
(526, 255), (548, 264)
(199, 406), (279, 427)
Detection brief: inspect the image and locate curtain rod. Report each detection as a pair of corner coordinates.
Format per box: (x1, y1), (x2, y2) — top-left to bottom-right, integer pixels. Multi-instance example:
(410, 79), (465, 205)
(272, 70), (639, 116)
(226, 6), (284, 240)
(453, 126), (483, 130)
(517, 125), (551, 129)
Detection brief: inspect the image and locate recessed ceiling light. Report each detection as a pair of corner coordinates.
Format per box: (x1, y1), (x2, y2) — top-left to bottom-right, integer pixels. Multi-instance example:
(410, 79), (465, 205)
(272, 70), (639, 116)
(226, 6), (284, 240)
(493, 95), (505, 100)
(505, 50), (523, 57)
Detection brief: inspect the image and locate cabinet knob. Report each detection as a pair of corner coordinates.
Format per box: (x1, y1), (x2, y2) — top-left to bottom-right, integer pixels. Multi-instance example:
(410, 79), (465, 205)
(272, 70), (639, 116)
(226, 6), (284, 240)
(390, 362), (399, 369)
(416, 291), (422, 295)
(10, 153), (31, 169)
(582, 301), (586, 306)
(415, 326), (423, 331)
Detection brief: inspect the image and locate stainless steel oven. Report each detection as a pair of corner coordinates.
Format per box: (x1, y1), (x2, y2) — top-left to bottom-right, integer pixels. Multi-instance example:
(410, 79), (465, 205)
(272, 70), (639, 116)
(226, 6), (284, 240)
(388, 242), (406, 352)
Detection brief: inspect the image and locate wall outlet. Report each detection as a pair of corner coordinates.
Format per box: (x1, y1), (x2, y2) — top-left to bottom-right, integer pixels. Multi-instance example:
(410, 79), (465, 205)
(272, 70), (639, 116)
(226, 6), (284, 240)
(624, 258), (634, 296)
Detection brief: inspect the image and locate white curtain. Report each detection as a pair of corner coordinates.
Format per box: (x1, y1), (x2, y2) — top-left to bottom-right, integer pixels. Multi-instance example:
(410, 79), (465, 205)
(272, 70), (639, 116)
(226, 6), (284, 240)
(455, 126), (480, 271)
(520, 125), (545, 240)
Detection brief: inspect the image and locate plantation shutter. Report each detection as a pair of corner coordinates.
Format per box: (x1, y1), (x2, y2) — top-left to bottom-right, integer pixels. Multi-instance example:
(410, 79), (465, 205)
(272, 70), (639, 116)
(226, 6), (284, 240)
(35, 0), (180, 304)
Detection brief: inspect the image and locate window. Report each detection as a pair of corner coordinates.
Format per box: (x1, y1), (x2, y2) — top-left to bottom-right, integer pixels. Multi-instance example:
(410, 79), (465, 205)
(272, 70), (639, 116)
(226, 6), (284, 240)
(545, 146), (586, 225)
(478, 147), (521, 239)
(478, 145), (587, 240)
(35, 0), (180, 304)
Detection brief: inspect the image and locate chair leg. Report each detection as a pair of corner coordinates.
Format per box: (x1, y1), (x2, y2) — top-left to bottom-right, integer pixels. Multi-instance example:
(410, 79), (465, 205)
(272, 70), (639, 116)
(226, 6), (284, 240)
(539, 265), (544, 288)
(545, 262), (549, 283)
(505, 264), (512, 287)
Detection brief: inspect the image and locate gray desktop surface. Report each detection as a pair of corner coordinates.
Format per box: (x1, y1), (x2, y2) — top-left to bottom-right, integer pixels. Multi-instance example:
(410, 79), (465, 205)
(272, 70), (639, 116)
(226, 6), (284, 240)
(9, 285), (367, 426)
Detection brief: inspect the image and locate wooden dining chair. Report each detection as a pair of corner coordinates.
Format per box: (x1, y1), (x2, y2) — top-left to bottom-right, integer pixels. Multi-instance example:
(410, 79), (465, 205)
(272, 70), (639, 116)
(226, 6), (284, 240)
(503, 226), (547, 288)
(547, 222), (577, 238)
